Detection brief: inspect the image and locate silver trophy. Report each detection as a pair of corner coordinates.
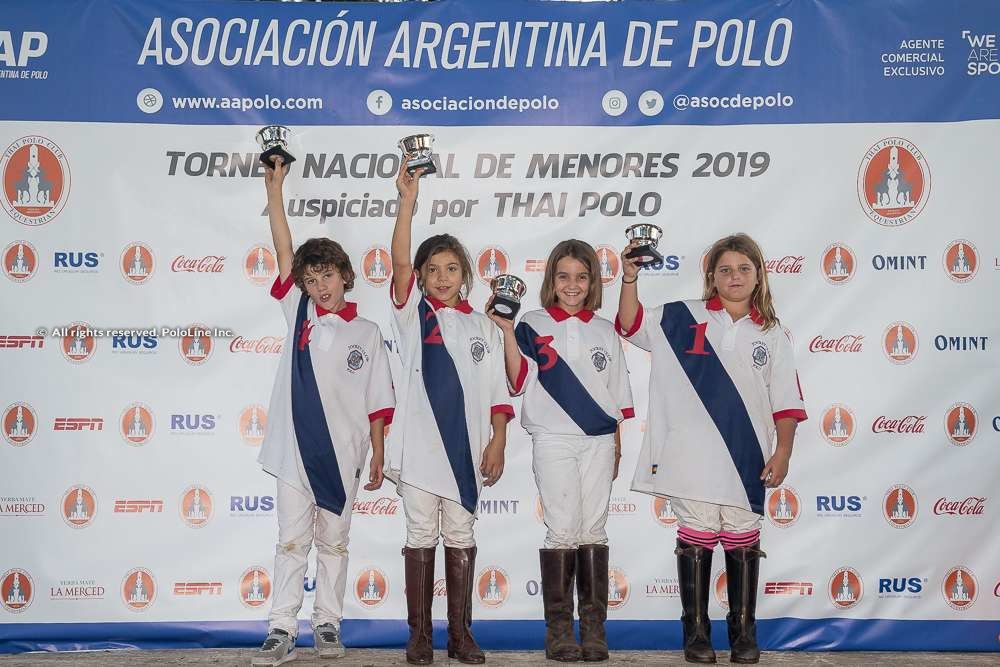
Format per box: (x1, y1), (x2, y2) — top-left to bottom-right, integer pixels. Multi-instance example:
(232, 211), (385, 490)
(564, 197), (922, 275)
(489, 274), (527, 320)
(256, 125), (296, 167)
(398, 134), (437, 176)
(625, 223), (664, 269)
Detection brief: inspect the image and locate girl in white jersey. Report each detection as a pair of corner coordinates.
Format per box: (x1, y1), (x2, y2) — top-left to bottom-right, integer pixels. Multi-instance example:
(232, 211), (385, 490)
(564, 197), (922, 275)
(489, 240), (634, 662)
(616, 234), (806, 665)
(386, 158), (511, 666)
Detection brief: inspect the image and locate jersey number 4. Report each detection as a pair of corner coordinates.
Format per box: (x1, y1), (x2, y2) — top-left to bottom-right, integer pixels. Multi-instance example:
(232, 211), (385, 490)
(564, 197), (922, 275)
(685, 322), (711, 356)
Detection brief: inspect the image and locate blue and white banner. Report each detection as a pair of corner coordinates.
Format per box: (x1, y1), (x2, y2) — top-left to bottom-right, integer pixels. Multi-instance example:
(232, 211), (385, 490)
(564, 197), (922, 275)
(1, 0), (998, 654)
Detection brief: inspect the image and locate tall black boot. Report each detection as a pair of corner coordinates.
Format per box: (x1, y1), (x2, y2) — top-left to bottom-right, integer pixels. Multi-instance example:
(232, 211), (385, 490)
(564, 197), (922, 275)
(403, 547), (435, 665)
(540, 549), (582, 661)
(675, 539), (716, 664)
(576, 544), (609, 662)
(724, 543), (765, 664)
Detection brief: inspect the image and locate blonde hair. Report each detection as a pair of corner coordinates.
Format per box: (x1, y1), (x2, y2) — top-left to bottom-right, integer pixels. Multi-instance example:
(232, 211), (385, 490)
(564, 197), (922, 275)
(702, 233), (778, 330)
(540, 239), (602, 311)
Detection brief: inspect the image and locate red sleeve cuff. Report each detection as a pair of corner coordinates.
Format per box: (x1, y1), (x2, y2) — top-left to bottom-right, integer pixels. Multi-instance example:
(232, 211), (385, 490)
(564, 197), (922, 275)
(510, 357), (529, 395)
(614, 303), (643, 338)
(491, 404), (515, 422)
(368, 407), (395, 426)
(621, 407), (635, 420)
(270, 273), (295, 300)
(773, 409), (807, 423)
(392, 271), (417, 310)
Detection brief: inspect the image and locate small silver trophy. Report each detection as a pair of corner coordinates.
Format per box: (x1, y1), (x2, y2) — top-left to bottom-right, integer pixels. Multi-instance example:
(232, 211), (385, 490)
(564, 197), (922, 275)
(256, 125), (296, 167)
(625, 223), (664, 269)
(398, 133), (436, 176)
(489, 274), (527, 320)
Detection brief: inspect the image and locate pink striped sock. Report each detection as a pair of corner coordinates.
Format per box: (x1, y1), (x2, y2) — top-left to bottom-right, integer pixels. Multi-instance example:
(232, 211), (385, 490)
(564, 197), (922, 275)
(719, 530), (760, 551)
(678, 526), (719, 549)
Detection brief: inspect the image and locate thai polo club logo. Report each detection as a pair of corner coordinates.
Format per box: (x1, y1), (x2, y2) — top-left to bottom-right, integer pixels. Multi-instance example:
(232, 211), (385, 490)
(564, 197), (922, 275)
(595, 245), (621, 286)
(61, 322), (96, 363)
(607, 567), (630, 610)
(821, 243), (856, 285)
(120, 403), (154, 446)
(714, 570), (729, 610)
(2, 136), (71, 226)
(829, 567), (863, 609)
(245, 245), (277, 285)
(476, 246), (509, 286)
(361, 245), (392, 287)
(943, 240), (978, 283)
(477, 567), (510, 607)
(179, 486), (213, 528)
(120, 242), (155, 285)
(858, 137), (930, 226)
(122, 568), (156, 611)
(766, 486), (801, 528)
(944, 403), (977, 446)
(883, 322), (918, 364)
(240, 567), (272, 607)
(883, 485), (917, 529)
(821, 404), (855, 446)
(62, 485), (97, 528)
(179, 324), (213, 365)
(652, 497), (678, 527)
(3, 240), (38, 282)
(355, 568), (388, 607)
(3, 402), (37, 447)
(943, 566), (978, 610)
(239, 405), (267, 446)
(1, 569), (34, 613)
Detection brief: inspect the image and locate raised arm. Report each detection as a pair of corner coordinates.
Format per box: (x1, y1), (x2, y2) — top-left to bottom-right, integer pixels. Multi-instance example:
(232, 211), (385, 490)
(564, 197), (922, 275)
(391, 158), (424, 304)
(264, 157), (293, 282)
(617, 240), (642, 333)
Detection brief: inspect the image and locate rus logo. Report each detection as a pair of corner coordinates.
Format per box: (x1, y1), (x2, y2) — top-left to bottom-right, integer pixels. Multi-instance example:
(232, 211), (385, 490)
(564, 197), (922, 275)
(883, 485), (918, 529)
(942, 566), (977, 610)
(179, 324), (213, 365)
(943, 240), (978, 283)
(120, 403), (155, 446)
(360, 246), (392, 287)
(714, 570), (729, 610)
(245, 245), (277, 286)
(858, 137), (930, 227)
(122, 568), (156, 611)
(829, 567), (863, 609)
(355, 568), (388, 607)
(766, 486), (801, 528)
(821, 243), (856, 285)
(61, 322), (96, 364)
(112, 334), (158, 351)
(820, 404), (855, 446)
(878, 577), (923, 595)
(239, 405), (267, 446)
(120, 242), (155, 285)
(3, 402), (37, 447)
(2, 136), (71, 226)
(240, 567), (271, 608)
(170, 414), (216, 432)
(652, 497), (678, 527)
(476, 246), (509, 286)
(3, 241), (38, 282)
(594, 245), (621, 285)
(607, 567), (630, 610)
(944, 403), (977, 446)
(62, 485), (97, 528)
(477, 567), (511, 607)
(230, 495), (274, 513)
(180, 486), (213, 528)
(882, 322), (918, 364)
(54, 251), (99, 270)
(0, 569), (34, 613)
(817, 495), (863, 513)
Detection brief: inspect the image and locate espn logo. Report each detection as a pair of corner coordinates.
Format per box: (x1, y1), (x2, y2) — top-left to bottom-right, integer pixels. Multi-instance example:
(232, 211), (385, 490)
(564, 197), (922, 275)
(174, 581), (223, 596)
(764, 581), (814, 596)
(54, 417), (104, 431)
(0, 335), (44, 349)
(113, 499), (163, 513)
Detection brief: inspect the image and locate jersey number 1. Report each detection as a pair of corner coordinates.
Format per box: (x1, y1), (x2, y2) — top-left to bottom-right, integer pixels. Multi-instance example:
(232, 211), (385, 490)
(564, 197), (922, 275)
(685, 322), (711, 356)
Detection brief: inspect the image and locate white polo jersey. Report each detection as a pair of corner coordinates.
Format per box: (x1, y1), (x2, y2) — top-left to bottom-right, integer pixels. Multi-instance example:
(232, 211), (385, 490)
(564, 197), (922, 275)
(385, 272), (513, 514)
(259, 274), (395, 516)
(616, 297), (806, 514)
(511, 307), (634, 436)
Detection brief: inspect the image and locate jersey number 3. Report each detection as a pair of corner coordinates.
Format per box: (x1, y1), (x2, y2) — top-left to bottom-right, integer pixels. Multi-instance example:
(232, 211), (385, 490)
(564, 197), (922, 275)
(685, 322), (711, 356)
(534, 335), (558, 371)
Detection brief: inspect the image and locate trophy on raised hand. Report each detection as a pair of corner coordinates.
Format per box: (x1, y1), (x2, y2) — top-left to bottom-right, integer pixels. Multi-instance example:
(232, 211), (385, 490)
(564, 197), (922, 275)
(624, 223), (664, 269)
(489, 274), (527, 320)
(256, 125), (296, 167)
(398, 134), (437, 176)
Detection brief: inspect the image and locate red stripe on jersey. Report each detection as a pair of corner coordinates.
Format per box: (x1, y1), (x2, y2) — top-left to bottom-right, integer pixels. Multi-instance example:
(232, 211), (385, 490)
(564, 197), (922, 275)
(773, 409), (808, 423)
(271, 273), (295, 300)
(614, 303), (644, 338)
(368, 407), (395, 425)
(491, 404), (515, 422)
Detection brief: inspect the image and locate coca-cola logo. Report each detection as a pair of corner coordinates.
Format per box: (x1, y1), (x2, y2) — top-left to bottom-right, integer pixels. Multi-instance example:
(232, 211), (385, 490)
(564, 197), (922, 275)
(933, 497), (986, 516)
(229, 336), (284, 354)
(809, 335), (864, 353)
(872, 415), (926, 434)
(352, 497), (399, 516)
(765, 256), (804, 274)
(171, 255), (225, 273)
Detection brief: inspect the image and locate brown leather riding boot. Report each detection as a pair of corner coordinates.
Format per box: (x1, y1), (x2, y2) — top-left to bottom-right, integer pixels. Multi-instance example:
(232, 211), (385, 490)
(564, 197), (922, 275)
(540, 549), (583, 661)
(676, 539), (716, 664)
(725, 543), (765, 664)
(403, 547), (435, 665)
(445, 546), (485, 664)
(576, 544), (609, 662)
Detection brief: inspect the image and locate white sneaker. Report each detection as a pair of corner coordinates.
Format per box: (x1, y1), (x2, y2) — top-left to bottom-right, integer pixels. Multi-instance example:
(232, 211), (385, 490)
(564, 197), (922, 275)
(251, 628), (296, 666)
(313, 623), (346, 658)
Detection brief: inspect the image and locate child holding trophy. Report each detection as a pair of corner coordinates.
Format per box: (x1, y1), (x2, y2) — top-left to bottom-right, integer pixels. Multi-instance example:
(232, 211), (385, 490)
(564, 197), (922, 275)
(385, 151), (512, 665)
(489, 239), (634, 663)
(616, 233), (806, 665)
(253, 154), (395, 666)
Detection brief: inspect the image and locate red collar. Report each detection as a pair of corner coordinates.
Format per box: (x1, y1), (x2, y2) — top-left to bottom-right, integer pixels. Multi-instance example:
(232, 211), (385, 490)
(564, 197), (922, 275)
(706, 296), (763, 325)
(427, 296), (473, 314)
(547, 306), (594, 323)
(315, 301), (358, 322)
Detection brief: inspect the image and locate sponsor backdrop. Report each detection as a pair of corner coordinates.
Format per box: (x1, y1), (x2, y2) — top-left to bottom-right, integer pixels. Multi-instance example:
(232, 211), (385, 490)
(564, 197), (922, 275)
(1, 0), (998, 654)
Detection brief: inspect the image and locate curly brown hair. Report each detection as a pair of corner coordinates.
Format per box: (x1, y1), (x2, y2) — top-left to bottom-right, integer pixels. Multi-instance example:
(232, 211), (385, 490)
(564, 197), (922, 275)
(291, 238), (355, 292)
(540, 239), (603, 311)
(413, 234), (474, 298)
